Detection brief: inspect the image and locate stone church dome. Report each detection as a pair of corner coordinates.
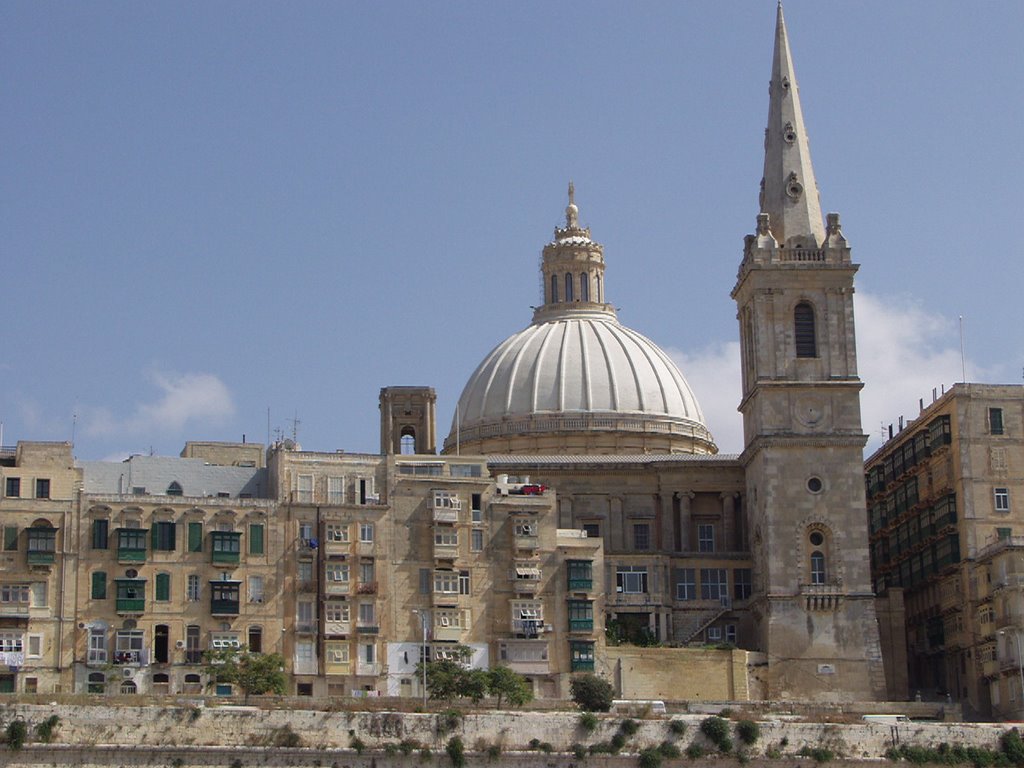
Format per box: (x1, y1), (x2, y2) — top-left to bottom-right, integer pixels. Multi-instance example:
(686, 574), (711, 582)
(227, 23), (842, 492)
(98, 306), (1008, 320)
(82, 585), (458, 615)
(443, 185), (716, 455)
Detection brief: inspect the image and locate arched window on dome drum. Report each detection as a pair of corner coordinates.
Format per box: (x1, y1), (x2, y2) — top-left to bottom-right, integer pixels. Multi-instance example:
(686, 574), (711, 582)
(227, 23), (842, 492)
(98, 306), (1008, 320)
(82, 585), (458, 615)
(596, 274), (602, 303)
(580, 273), (589, 302)
(794, 301), (817, 358)
(565, 273), (574, 302)
(550, 274), (558, 303)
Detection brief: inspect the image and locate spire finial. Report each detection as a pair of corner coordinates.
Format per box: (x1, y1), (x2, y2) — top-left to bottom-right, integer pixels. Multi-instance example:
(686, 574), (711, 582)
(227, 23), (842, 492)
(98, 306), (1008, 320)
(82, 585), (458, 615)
(565, 180), (579, 228)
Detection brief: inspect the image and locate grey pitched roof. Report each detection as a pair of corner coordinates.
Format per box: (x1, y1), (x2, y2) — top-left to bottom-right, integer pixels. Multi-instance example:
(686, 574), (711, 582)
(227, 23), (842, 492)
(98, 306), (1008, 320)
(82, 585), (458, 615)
(78, 456), (268, 498)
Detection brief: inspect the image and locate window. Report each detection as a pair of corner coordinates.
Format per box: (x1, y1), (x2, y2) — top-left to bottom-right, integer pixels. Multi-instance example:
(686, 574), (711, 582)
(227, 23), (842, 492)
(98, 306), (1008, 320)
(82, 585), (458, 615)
(633, 523), (650, 551)
(1, 584), (29, 604)
(87, 671), (106, 693)
(187, 575), (201, 602)
(794, 301), (817, 357)
(3, 526), (17, 551)
(734, 568), (752, 600)
(295, 474), (313, 503)
(998, 527), (1013, 541)
(114, 629), (144, 663)
(459, 570), (471, 595)
(92, 519), (109, 550)
(550, 274), (558, 303)
(568, 599), (593, 631)
(726, 624), (737, 644)
(698, 523), (715, 553)
(155, 573), (171, 601)
(359, 523), (374, 543)
(990, 408), (1005, 435)
(434, 570), (458, 594)
(249, 523), (264, 555)
(326, 524), (349, 543)
(567, 560), (593, 590)
(166, 481), (183, 496)
(471, 529), (483, 552)
(362, 643), (376, 663)
(356, 477), (375, 505)
(471, 493), (482, 522)
(327, 563), (350, 584)
(810, 551), (826, 584)
(29, 581), (46, 607)
(248, 575), (264, 603)
(327, 476), (345, 504)
(5, 477), (20, 498)
(151, 521), (176, 551)
(26, 636), (41, 658)
(185, 625), (201, 664)
(210, 632), (241, 649)
(188, 522), (203, 552)
(326, 602), (350, 623)
(616, 566), (648, 594)
(299, 522), (314, 542)
(326, 642), (349, 664)
(514, 521), (536, 537)
(580, 272), (589, 302)
(582, 523), (600, 539)
(676, 568), (696, 600)
(1, 632), (24, 654)
(565, 272), (574, 302)
(996, 488), (1011, 513)
(360, 561), (375, 584)
(28, 526), (56, 556)
(298, 560), (314, 583)
(92, 572), (107, 600)
(35, 478), (50, 499)
(707, 626), (722, 642)
(701, 568), (729, 605)
(88, 628), (107, 664)
(358, 602), (375, 625)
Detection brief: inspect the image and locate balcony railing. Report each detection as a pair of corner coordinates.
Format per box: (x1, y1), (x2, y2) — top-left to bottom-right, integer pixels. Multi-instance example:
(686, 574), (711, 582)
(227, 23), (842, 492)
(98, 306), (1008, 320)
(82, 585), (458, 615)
(324, 581), (349, 596)
(356, 624), (379, 635)
(0, 602), (30, 618)
(433, 508), (459, 523)
(117, 547), (147, 564)
(211, 599), (240, 616)
(27, 551), (56, 566)
(116, 598), (145, 614)
(568, 577), (593, 591)
(355, 661), (381, 677)
(112, 650), (146, 665)
(571, 658), (596, 672)
(296, 622), (317, 634)
(569, 618), (594, 632)
(212, 550), (241, 566)
(356, 581), (378, 595)
(512, 619), (543, 638)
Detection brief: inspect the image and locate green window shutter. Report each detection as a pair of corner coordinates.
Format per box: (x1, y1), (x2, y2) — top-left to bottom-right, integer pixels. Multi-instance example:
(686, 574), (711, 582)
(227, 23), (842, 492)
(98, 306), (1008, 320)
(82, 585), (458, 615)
(3, 526), (17, 551)
(249, 524), (264, 555)
(92, 519), (108, 549)
(156, 573), (171, 601)
(151, 522), (159, 549)
(91, 571), (107, 600)
(188, 522), (203, 552)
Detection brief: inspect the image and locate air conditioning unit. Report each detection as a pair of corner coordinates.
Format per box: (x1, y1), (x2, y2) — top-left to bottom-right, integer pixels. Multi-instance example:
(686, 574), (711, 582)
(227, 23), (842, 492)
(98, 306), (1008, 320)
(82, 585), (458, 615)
(122, 668), (134, 679)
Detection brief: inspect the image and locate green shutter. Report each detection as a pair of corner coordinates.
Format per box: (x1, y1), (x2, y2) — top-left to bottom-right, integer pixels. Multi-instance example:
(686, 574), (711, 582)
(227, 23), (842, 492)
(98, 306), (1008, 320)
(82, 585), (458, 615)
(156, 572), (171, 601)
(91, 571), (106, 600)
(188, 522), (203, 552)
(249, 524), (264, 555)
(92, 519), (108, 549)
(151, 522), (159, 549)
(3, 526), (17, 551)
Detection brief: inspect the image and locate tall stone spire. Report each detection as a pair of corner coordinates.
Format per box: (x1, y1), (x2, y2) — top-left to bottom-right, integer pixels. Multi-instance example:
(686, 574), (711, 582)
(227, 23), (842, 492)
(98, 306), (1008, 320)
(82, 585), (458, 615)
(759, 1), (825, 247)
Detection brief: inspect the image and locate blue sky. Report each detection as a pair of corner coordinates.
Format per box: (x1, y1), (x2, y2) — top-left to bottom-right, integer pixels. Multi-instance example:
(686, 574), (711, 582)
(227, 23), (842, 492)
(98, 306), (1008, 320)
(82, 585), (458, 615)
(3, 1), (1022, 461)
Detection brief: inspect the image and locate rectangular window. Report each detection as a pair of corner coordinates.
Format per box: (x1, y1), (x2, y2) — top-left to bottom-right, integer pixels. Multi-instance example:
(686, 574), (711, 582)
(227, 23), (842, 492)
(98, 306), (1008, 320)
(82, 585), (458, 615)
(434, 570), (459, 594)
(0, 632), (24, 653)
(155, 573), (171, 601)
(616, 566), (648, 594)
(35, 478), (50, 499)
(582, 523), (600, 539)
(27, 634), (42, 658)
(3, 526), (17, 551)
(92, 519), (109, 550)
(707, 626), (722, 642)
(998, 527), (1013, 541)
(151, 521), (176, 551)
(0, 585), (29, 603)
(298, 560), (313, 583)
(726, 624), (737, 644)
(326, 523), (349, 543)
(698, 524), (715, 553)
(567, 560), (593, 590)
(249, 524), (264, 555)
(248, 575), (264, 603)
(295, 474), (313, 503)
(326, 642), (350, 664)
(91, 571), (107, 600)
(568, 599), (593, 631)
(676, 568), (696, 600)
(28, 528), (56, 558)
(996, 488), (1011, 513)
(327, 563), (350, 584)
(30, 581), (47, 607)
(188, 522), (203, 552)
(5, 477), (20, 498)
(356, 477), (375, 505)
(327, 476), (345, 504)
(633, 523), (651, 551)
(363, 643), (375, 663)
(434, 529), (459, 547)
(471, 493), (482, 523)
(187, 574), (201, 602)
(701, 568), (729, 605)
(358, 602), (375, 625)
(990, 408), (1005, 435)
(88, 627), (107, 664)
(734, 568), (752, 600)
(360, 561), (375, 585)
(326, 602), (350, 622)
(459, 570), (471, 595)
(470, 529), (484, 552)
(359, 523), (374, 543)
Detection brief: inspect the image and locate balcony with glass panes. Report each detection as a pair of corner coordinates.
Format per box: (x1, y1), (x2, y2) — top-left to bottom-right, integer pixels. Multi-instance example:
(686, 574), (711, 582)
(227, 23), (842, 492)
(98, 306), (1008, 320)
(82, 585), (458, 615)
(210, 531), (241, 566)
(210, 580), (241, 615)
(27, 526), (56, 566)
(117, 528), (147, 563)
(115, 578), (146, 614)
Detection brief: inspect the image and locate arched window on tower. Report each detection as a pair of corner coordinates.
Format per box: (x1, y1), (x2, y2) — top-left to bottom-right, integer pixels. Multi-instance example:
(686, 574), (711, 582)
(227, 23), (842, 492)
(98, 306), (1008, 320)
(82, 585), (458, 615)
(550, 274), (559, 303)
(807, 528), (829, 584)
(580, 273), (589, 302)
(596, 274), (602, 303)
(794, 301), (817, 358)
(810, 551), (826, 584)
(565, 273), (574, 302)
(400, 427), (416, 455)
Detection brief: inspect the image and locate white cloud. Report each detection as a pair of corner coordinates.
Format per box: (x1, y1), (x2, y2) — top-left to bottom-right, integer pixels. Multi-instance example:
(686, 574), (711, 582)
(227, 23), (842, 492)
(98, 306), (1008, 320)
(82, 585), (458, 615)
(668, 291), (991, 457)
(83, 371), (235, 437)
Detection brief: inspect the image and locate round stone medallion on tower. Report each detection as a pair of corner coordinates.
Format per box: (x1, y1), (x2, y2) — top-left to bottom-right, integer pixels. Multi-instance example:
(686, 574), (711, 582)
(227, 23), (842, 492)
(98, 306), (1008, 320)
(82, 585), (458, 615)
(443, 185), (716, 456)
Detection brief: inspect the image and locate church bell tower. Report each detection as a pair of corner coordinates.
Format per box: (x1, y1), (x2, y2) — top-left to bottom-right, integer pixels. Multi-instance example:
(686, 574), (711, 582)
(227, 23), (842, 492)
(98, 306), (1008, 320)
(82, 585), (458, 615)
(732, 3), (885, 700)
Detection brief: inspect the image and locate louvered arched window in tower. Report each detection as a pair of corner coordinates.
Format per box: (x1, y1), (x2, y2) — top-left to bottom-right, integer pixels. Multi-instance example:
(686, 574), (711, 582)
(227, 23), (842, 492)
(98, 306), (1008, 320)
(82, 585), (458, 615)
(794, 301), (817, 358)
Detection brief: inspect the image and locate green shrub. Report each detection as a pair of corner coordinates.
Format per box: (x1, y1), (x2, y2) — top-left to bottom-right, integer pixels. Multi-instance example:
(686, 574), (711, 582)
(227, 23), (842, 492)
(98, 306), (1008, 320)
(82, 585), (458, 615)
(639, 747), (663, 768)
(350, 736), (366, 754)
(437, 710), (462, 736)
(1003, 730), (1024, 765)
(420, 747), (433, 761)
(385, 743), (399, 757)
(798, 746), (835, 763)
(620, 718), (640, 736)
(447, 736), (466, 768)
(720, 736), (734, 754)
(5, 720), (28, 751)
(668, 719), (687, 737)
(540, 742), (553, 753)
(486, 743), (501, 760)
(767, 746), (783, 759)
(700, 715), (730, 747)
(573, 743), (588, 759)
(35, 714), (60, 744)
(611, 732), (627, 752)
(528, 738), (541, 750)
(686, 743), (707, 759)
(737, 719), (760, 745)
(579, 711), (599, 733)
(738, 748), (751, 765)
(720, 708), (734, 718)
(400, 738), (420, 755)
(589, 742), (611, 755)
(570, 673), (615, 712)
(658, 741), (681, 758)
(272, 724), (301, 748)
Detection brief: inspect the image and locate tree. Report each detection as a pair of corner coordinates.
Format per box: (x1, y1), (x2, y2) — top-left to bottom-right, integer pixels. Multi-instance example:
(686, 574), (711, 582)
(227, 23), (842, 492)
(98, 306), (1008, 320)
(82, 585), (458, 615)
(486, 665), (533, 709)
(203, 646), (286, 702)
(570, 672), (614, 712)
(462, 668), (489, 704)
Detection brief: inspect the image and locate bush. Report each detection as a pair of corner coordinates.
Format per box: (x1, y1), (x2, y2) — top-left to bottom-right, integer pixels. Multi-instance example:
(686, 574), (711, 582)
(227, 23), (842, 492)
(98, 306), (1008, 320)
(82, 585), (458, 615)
(611, 732), (627, 752)
(659, 741), (681, 759)
(668, 719), (687, 737)
(5, 720), (28, 751)
(437, 709), (462, 736)
(573, 743), (587, 759)
(486, 743), (501, 760)
(400, 738), (420, 756)
(272, 724), (301, 748)
(350, 736), (366, 754)
(528, 738), (541, 750)
(579, 711), (599, 733)
(767, 746), (783, 759)
(737, 719), (760, 746)
(571, 673), (615, 712)
(700, 715), (730, 746)
(35, 714), (60, 744)
(1003, 730), (1024, 765)
(686, 743), (707, 759)
(798, 746), (835, 763)
(540, 742), (554, 753)
(639, 747), (663, 768)
(620, 718), (640, 736)
(447, 736), (465, 768)
(420, 747), (433, 761)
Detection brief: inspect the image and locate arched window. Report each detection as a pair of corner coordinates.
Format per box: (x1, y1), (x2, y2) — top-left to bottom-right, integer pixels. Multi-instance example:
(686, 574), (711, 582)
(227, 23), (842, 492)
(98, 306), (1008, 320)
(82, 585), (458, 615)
(120, 680), (137, 695)
(550, 274), (559, 303)
(810, 551), (826, 584)
(565, 273), (574, 302)
(579, 273), (589, 302)
(399, 428), (416, 455)
(596, 274), (602, 303)
(794, 302), (817, 358)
